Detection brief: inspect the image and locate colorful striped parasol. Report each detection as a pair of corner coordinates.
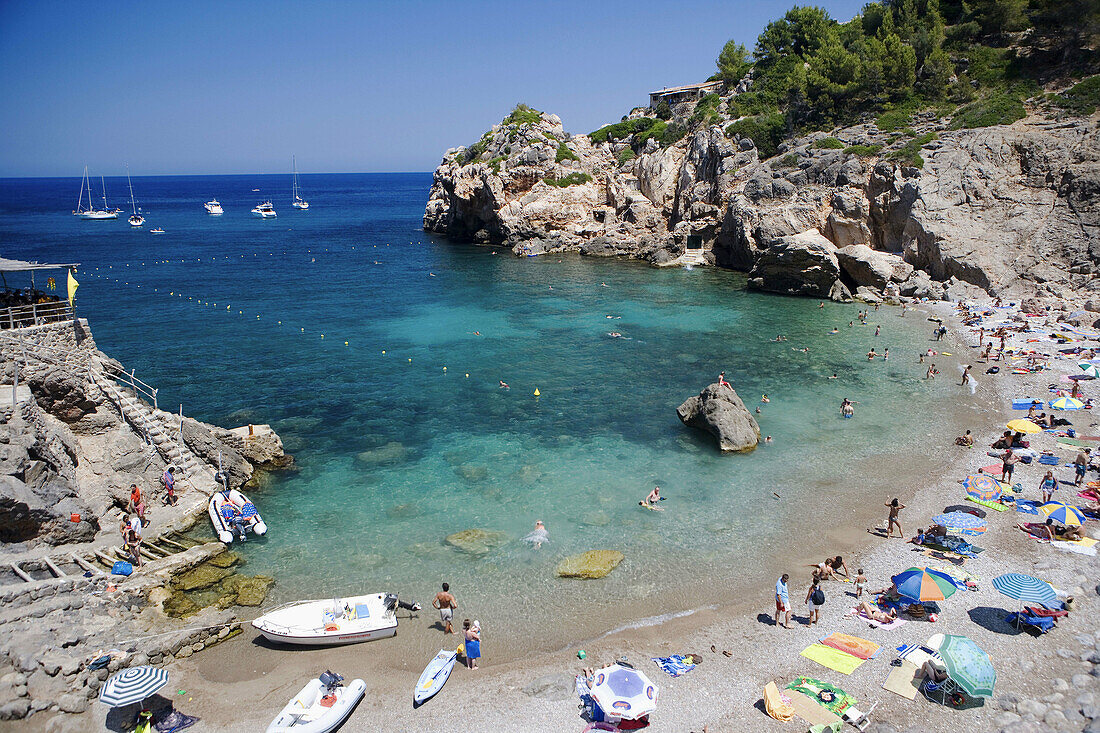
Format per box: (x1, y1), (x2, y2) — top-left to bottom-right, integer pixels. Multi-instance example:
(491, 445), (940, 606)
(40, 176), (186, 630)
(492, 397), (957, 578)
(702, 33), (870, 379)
(962, 474), (1002, 502)
(1039, 501), (1086, 526)
(891, 567), (958, 602)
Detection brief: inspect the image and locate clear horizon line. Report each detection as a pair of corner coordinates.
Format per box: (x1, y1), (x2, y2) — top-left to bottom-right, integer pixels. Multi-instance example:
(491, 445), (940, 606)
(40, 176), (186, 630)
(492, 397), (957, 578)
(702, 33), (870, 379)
(0, 170), (434, 180)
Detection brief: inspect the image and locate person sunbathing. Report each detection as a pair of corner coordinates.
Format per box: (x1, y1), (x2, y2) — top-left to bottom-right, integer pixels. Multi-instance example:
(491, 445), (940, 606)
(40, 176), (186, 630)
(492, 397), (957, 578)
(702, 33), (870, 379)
(856, 601), (897, 624)
(1016, 521), (1054, 541)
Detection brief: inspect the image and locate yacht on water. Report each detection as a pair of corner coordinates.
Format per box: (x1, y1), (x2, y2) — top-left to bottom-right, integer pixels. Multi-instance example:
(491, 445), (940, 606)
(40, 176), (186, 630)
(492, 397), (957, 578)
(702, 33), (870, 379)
(73, 167), (119, 219)
(251, 201), (277, 218)
(126, 168), (144, 227)
(292, 156), (309, 209)
(150, 227), (165, 234)
(204, 199), (223, 214)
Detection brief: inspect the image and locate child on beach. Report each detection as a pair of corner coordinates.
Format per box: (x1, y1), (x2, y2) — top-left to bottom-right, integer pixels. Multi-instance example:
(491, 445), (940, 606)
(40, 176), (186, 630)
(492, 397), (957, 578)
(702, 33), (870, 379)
(855, 569), (866, 598)
(885, 498), (905, 538)
(805, 579), (824, 625)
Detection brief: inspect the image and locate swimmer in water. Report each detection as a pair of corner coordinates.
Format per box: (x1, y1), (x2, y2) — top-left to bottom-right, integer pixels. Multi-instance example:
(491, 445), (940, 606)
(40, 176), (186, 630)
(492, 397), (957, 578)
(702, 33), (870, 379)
(830, 327), (838, 334)
(828, 373), (838, 379)
(883, 348), (889, 360)
(875, 325), (881, 337)
(755, 406), (762, 414)
(761, 394), (770, 403)
(522, 520), (549, 549)
(499, 380), (509, 389)
(608, 332), (622, 338)
(848, 321), (854, 328)
(765, 435), (773, 444)
(867, 348), (877, 360)
(640, 486), (665, 511)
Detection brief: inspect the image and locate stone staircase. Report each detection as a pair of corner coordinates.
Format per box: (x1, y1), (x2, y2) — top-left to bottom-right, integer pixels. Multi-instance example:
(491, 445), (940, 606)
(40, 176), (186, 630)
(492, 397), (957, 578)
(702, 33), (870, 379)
(678, 248), (708, 267)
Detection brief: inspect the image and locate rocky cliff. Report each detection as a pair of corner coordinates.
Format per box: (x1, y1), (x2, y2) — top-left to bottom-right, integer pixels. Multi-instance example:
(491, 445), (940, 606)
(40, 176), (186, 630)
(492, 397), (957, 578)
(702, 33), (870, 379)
(425, 101), (1100, 310)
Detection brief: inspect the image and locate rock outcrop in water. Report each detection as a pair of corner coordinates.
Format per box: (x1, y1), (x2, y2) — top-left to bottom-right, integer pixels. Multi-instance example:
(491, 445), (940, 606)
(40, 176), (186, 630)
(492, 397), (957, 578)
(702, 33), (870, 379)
(556, 550), (624, 579)
(677, 383), (761, 453)
(425, 103), (1099, 309)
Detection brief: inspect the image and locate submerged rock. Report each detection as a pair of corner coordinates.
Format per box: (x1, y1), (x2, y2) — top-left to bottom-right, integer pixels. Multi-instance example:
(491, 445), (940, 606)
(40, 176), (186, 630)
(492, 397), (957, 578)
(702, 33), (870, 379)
(556, 550), (625, 579)
(172, 564), (234, 592)
(355, 441), (408, 466)
(676, 383), (761, 452)
(222, 574), (274, 606)
(445, 528), (507, 556)
(206, 551), (242, 569)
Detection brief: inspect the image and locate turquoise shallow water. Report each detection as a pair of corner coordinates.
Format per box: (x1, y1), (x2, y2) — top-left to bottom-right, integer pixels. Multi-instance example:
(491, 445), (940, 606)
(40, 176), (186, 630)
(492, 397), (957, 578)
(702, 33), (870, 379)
(0, 173), (977, 648)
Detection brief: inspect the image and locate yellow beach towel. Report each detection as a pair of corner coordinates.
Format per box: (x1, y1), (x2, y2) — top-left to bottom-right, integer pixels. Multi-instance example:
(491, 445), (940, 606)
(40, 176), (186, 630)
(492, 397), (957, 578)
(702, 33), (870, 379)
(764, 681), (794, 722)
(800, 643), (865, 675)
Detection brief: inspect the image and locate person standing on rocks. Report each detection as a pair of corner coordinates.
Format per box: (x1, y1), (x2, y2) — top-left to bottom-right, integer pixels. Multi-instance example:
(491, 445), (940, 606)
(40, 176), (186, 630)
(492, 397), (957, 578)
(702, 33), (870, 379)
(433, 583), (458, 634)
(775, 573), (791, 628)
(127, 484), (146, 523)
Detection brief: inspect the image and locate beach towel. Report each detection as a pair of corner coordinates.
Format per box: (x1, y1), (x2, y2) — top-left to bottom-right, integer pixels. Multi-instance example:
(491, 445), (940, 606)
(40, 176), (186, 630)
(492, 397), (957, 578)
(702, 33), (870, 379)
(979, 464), (1004, 475)
(763, 681), (794, 722)
(846, 606), (907, 629)
(800, 644), (865, 675)
(896, 643), (941, 668)
(785, 689), (841, 727)
(154, 710), (199, 733)
(820, 632), (880, 660)
(882, 660), (921, 700)
(651, 654), (697, 677)
(1015, 500), (1042, 516)
(1051, 538), (1098, 556)
(928, 564), (980, 589)
(786, 676), (857, 717)
(967, 496), (1009, 512)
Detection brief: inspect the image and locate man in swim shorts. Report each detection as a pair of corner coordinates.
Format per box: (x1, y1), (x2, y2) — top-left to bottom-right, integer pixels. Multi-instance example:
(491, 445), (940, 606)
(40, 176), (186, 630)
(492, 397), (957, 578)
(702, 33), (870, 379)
(433, 583), (457, 634)
(775, 574), (791, 628)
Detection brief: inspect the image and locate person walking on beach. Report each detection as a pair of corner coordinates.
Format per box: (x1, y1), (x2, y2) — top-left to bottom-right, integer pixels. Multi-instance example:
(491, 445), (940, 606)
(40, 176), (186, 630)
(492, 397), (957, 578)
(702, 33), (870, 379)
(1039, 470), (1058, 504)
(960, 365), (972, 387)
(1075, 448), (1091, 487)
(875, 325), (881, 337)
(775, 574), (791, 628)
(885, 498), (905, 538)
(805, 578), (824, 626)
(433, 583), (457, 634)
(462, 619), (481, 669)
(883, 348), (889, 361)
(1001, 448), (1018, 483)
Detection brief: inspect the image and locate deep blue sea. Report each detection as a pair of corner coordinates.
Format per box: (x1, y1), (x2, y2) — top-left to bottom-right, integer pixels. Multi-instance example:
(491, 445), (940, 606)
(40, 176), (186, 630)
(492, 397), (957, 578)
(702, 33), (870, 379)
(0, 173), (981, 648)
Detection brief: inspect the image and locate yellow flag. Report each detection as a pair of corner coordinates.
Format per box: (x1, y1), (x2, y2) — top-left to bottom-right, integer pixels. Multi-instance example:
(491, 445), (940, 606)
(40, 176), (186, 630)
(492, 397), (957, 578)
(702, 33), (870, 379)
(67, 270), (79, 306)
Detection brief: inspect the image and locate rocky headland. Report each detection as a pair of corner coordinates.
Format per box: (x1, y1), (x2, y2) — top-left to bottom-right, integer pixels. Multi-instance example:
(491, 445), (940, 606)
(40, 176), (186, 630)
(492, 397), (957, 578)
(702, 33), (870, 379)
(424, 100), (1099, 314)
(0, 318), (291, 725)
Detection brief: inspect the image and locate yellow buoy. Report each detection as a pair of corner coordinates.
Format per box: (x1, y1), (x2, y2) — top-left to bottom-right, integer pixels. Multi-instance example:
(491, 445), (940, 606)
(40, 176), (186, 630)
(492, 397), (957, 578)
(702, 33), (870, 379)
(465, 373), (469, 378)
(382, 350), (386, 355)
(443, 366), (447, 371)
(320, 334), (324, 339)
(408, 358), (412, 362)
(301, 328), (305, 332)
(534, 388), (541, 397)
(344, 341), (349, 345)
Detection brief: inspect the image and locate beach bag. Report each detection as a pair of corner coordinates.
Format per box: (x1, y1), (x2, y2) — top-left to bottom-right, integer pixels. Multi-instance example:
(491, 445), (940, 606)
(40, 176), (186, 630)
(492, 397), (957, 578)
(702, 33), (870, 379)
(111, 561), (133, 576)
(812, 588), (825, 606)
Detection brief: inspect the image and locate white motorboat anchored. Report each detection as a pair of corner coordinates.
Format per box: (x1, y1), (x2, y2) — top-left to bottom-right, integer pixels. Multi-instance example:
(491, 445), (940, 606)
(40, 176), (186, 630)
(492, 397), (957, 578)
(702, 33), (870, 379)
(209, 487), (267, 543)
(266, 671), (365, 733)
(252, 201), (277, 218)
(74, 167), (119, 219)
(292, 156), (309, 209)
(204, 199), (223, 214)
(252, 593), (419, 646)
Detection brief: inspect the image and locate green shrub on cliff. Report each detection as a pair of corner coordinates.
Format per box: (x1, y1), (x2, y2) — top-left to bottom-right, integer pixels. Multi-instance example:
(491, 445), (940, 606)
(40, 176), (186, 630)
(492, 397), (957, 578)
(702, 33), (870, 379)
(504, 104), (542, 126)
(654, 101), (673, 120)
(1055, 76), (1100, 115)
(812, 137), (845, 149)
(588, 117), (658, 144)
(843, 143), (883, 157)
(886, 132), (937, 167)
(725, 113), (786, 158)
(948, 92), (1026, 128)
(616, 148), (637, 164)
(555, 143), (579, 163)
(689, 94), (722, 126)
(543, 172), (592, 187)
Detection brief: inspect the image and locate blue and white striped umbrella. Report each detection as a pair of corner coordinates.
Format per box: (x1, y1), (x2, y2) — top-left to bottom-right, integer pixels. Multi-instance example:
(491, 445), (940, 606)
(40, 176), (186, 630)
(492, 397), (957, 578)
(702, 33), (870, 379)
(99, 666), (170, 707)
(991, 573), (1057, 606)
(932, 511), (987, 536)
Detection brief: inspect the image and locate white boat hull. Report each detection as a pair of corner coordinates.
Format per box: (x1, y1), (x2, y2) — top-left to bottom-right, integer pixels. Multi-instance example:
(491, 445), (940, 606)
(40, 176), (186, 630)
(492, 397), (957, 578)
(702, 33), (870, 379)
(266, 677), (365, 733)
(252, 593), (399, 646)
(76, 210), (118, 220)
(414, 650), (457, 707)
(209, 488), (267, 544)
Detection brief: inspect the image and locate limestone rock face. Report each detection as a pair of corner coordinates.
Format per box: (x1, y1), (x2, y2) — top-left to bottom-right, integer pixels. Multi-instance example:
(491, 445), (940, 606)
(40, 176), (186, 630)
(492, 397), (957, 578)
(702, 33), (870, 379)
(748, 230), (851, 301)
(555, 550), (624, 579)
(180, 418), (252, 489)
(676, 383), (761, 452)
(836, 244), (913, 290)
(426, 106), (1098, 304)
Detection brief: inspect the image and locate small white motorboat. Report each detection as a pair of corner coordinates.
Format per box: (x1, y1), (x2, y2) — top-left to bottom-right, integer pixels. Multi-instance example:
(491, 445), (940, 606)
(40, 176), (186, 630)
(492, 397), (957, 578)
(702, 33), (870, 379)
(149, 227), (165, 234)
(253, 593), (419, 646)
(266, 670), (365, 733)
(252, 201), (277, 218)
(204, 199), (223, 214)
(413, 649), (457, 708)
(209, 488), (267, 544)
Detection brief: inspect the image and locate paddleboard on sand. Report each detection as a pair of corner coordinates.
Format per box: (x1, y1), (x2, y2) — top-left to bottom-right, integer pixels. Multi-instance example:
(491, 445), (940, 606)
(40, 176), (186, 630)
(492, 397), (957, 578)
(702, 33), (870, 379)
(414, 649), (457, 708)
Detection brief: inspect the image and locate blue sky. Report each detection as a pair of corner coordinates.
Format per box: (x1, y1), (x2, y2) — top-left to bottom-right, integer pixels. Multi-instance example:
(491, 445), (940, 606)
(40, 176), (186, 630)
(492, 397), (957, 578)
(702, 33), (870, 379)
(0, 0), (866, 176)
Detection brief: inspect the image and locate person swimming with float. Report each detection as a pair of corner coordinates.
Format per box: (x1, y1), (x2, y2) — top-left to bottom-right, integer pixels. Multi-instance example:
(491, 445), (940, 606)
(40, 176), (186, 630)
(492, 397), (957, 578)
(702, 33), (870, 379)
(640, 486), (665, 511)
(499, 380), (509, 389)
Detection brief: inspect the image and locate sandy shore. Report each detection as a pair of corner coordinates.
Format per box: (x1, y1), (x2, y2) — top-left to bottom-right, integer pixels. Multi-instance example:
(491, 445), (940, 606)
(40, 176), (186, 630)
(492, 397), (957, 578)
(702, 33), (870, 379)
(11, 298), (1099, 733)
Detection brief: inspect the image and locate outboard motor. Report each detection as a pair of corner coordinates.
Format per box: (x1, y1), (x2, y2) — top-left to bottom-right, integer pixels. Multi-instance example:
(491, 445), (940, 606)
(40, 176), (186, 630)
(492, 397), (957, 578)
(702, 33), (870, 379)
(398, 599), (422, 612)
(319, 670), (344, 691)
(383, 594), (398, 613)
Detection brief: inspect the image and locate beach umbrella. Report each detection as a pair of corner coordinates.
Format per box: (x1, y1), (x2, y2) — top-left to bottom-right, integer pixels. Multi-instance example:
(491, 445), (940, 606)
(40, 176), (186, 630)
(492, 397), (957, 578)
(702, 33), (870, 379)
(932, 511), (988, 536)
(1006, 419), (1041, 434)
(961, 474), (1002, 502)
(992, 573), (1058, 606)
(588, 664), (658, 721)
(1039, 501), (1086, 526)
(937, 635), (996, 699)
(1079, 362), (1100, 379)
(99, 666), (170, 708)
(1050, 396), (1085, 411)
(891, 567), (958, 602)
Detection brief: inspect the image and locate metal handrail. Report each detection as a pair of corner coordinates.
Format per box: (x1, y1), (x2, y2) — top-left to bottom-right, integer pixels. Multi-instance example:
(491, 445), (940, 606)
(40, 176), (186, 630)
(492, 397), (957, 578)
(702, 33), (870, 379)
(0, 301), (72, 330)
